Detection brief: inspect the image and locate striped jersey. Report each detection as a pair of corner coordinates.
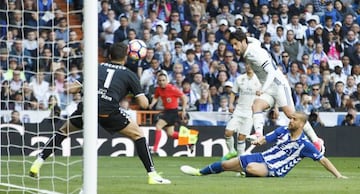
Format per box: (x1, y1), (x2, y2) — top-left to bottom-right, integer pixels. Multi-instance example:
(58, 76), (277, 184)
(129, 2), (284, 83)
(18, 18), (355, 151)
(262, 126), (323, 177)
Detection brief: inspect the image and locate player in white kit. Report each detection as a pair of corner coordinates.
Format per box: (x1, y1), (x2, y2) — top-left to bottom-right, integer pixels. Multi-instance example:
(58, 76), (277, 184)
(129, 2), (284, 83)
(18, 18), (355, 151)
(229, 30), (324, 153)
(222, 64), (261, 160)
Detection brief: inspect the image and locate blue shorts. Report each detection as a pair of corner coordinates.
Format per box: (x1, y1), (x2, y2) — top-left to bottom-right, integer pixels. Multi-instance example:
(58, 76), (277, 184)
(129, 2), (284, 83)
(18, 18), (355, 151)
(239, 153), (268, 177)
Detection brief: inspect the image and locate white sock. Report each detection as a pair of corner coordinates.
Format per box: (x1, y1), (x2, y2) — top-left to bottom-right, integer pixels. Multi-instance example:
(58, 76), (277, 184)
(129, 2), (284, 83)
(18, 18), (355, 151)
(225, 135), (235, 152)
(304, 121), (319, 142)
(253, 112), (264, 136)
(237, 140), (246, 155)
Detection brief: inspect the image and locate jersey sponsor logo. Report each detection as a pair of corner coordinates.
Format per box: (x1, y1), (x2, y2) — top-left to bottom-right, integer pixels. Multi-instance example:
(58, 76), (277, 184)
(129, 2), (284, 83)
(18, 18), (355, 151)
(98, 88), (113, 101)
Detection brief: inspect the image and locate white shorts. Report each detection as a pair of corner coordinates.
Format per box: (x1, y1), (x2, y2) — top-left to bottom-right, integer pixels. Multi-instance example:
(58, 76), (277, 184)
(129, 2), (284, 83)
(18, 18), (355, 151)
(226, 115), (253, 136)
(258, 83), (294, 109)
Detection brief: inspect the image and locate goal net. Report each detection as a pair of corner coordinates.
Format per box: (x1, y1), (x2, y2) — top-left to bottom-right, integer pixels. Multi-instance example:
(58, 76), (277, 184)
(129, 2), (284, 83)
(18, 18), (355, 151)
(0, 0), (85, 193)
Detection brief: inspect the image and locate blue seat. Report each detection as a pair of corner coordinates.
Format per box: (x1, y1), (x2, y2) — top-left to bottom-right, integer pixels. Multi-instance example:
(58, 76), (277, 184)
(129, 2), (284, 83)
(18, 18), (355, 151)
(337, 114), (360, 126)
(192, 120), (213, 126)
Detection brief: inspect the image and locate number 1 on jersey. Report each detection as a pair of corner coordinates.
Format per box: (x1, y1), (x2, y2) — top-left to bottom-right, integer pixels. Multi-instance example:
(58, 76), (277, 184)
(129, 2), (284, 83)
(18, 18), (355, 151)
(104, 69), (115, 88)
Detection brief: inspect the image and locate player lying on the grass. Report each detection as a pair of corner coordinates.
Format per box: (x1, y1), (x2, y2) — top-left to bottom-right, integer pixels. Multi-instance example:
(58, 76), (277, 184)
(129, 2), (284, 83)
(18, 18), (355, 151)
(29, 42), (171, 184)
(181, 111), (348, 179)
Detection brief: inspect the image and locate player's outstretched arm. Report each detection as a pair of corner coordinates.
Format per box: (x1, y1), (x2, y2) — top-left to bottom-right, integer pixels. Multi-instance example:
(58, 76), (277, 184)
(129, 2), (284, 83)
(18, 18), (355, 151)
(319, 157), (348, 179)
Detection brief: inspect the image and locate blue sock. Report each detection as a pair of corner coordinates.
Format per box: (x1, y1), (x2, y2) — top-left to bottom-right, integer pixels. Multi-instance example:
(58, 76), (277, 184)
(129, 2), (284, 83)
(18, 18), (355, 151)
(200, 161), (224, 175)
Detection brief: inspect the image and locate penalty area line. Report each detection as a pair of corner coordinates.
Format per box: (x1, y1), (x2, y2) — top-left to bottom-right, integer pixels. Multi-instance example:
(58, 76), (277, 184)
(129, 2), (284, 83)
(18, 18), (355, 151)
(0, 182), (62, 194)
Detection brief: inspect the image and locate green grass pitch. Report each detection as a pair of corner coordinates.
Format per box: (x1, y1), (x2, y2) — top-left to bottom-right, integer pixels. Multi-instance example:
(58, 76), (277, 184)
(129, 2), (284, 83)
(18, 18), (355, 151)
(1, 157), (359, 194)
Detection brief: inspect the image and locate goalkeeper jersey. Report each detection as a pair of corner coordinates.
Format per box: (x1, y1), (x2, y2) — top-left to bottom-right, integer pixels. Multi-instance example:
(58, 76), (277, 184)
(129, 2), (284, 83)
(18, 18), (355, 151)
(98, 62), (144, 115)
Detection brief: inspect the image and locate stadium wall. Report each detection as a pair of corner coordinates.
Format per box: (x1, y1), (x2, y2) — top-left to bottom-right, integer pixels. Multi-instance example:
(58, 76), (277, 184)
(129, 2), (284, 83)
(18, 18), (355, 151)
(1, 120), (359, 157)
(1, 110), (360, 127)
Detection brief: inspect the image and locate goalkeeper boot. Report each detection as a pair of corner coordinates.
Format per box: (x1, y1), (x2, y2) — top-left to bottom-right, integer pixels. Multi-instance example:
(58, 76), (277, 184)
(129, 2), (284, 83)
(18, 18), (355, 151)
(221, 150), (238, 161)
(29, 157), (44, 178)
(148, 171), (171, 184)
(180, 165), (202, 176)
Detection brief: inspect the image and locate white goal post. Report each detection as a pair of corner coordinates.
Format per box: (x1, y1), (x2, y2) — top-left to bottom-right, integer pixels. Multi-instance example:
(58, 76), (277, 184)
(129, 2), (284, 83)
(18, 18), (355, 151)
(82, 0), (98, 193)
(0, 0), (97, 193)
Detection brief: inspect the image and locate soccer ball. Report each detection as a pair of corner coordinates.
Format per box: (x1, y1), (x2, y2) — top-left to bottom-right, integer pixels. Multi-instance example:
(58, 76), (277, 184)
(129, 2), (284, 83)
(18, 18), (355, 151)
(128, 39), (147, 61)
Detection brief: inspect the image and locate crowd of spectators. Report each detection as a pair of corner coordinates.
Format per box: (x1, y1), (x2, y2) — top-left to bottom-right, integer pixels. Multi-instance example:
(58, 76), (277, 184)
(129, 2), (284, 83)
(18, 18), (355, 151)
(0, 0), (83, 121)
(1, 0), (360, 125)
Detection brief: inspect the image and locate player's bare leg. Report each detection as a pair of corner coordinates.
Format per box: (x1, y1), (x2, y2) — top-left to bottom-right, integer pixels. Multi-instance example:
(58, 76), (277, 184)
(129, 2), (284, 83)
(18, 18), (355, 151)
(245, 162), (269, 177)
(120, 120), (171, 184)
(222, 157), (244, 172)
(181, 157), (245, 176)
(29, 120), (80, 178)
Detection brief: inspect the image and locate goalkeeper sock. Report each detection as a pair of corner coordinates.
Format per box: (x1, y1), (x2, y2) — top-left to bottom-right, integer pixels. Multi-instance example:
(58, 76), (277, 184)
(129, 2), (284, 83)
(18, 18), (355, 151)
(200, 161), (224, 175)
(153, 129), (162, 152)
(171, 131), (178, 139)
(135, 137), (155, 173)
(225, 135), (235, 152)
(39, 132), (67, 160)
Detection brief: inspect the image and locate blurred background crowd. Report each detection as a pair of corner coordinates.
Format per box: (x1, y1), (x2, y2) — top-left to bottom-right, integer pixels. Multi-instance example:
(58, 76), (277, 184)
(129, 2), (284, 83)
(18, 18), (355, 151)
(0, 0), (360, 126)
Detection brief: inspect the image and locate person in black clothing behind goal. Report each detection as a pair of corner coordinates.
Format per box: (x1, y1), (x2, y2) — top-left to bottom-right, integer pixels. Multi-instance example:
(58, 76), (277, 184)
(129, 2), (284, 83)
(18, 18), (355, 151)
(29, 42), (171, 184)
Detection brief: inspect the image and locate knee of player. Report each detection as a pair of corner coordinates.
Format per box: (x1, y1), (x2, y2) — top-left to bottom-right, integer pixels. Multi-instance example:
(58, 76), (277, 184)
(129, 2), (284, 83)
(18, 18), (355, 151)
(221, 160), (232, 171)
(224, 130), (234, 137)
(245, 165), (254, 174)
(252, 100), (269, 111)
(237, 134), (246, 141)
(128, 131), (143, 140)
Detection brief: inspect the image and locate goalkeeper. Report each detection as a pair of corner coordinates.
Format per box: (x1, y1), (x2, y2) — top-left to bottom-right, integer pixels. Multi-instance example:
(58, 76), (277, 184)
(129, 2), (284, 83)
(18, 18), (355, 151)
(30, 42), (171, 184)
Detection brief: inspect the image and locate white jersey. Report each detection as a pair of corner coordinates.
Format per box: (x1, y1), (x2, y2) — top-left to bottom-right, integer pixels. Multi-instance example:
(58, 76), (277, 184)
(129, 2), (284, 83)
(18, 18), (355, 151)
(232, 73), (261, 117)
(244, 37), (288, 93)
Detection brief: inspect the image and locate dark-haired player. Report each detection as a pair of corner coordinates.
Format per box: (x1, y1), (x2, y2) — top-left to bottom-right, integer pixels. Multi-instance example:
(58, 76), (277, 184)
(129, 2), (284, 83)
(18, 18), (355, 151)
(30, 42), (171, 184)
(228, 30), (324, 154)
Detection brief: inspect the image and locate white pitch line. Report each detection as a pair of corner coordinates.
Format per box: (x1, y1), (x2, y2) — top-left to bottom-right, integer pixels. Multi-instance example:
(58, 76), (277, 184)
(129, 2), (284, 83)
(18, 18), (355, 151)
(0, 182), (63, 194)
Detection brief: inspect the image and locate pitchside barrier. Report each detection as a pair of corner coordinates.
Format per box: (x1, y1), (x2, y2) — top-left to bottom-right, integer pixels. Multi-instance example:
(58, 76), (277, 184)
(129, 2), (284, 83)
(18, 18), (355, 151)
(1, 110), (360, 127)
(1, 118), (359, 157)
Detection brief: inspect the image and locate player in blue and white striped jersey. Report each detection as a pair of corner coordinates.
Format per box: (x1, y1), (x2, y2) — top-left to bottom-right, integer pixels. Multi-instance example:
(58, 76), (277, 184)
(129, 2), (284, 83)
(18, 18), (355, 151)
(180, 112), (348, 179)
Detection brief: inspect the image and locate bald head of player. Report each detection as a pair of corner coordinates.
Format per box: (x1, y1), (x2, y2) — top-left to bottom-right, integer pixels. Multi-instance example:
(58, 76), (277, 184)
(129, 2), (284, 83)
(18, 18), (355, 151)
(109, 42), (128, 64)
(288, 111), (308, 134)
(229, 30), (248, 56)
